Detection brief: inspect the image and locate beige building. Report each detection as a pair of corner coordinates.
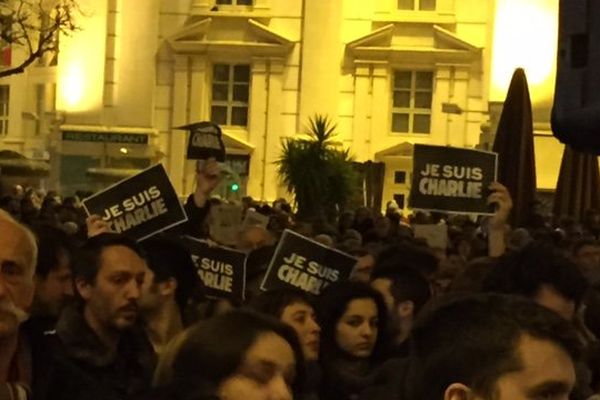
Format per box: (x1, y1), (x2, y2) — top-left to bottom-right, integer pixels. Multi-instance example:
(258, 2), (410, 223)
(0, 0), (565, 211)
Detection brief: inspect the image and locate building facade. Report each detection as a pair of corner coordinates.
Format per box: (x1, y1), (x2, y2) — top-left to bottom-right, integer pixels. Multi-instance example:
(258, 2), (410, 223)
(0, 0), (563, 211)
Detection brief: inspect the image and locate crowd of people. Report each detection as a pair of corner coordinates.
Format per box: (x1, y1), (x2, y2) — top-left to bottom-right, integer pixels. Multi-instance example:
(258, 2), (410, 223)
(1, 158), (600, 400)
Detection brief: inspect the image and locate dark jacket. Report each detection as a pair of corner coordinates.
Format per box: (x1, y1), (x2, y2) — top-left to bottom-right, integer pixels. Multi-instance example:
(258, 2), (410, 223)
(297, 362), (321, 400)
(358, 358), (410, 400)
(34, 305), (155, 400)
(320, 357), (407, 400)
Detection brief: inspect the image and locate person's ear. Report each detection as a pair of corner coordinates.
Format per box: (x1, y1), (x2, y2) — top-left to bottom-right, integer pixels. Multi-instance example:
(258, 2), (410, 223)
(444, 383), (473, 400)
(397, 300), (415, 319)
(159, 277), (178, 297)
(75, 277), (93, 301)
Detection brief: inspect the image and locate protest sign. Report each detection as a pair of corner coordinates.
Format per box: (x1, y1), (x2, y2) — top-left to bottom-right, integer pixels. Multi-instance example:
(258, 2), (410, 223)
(181, 236), (246, 302)
(209, 204), (243, 246)
(242, 209), (270, 230)
(82, 164), (187, 241)
(175, 121), (226, 161)
(413, 224), (448, 250)
(261, 229), (356, 295)
(409, 144), (498, 215)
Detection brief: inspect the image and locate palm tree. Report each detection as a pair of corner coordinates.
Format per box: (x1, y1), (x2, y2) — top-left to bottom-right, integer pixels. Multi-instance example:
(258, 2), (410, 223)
(277, 114), (357, 222)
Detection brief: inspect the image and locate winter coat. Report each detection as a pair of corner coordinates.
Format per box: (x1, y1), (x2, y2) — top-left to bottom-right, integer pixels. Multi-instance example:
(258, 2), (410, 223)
(33, 304), (156, 400)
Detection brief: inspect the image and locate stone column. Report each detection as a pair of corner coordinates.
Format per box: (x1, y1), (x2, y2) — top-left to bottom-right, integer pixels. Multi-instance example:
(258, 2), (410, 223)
(298, 0), (343, 122)
(247, 58), (268, 200)
(370, 62), (389, 158)
(263, 58), (285, 202)
(353, 62), (372, 162)
(169, 55), (190, 194)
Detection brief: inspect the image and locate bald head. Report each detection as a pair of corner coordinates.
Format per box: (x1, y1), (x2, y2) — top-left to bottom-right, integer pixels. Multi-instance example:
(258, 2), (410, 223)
(238, 225), (272, 253)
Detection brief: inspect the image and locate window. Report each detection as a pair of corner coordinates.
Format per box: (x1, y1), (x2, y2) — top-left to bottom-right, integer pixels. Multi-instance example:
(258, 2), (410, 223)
(0, 15), (11, 67)
(391, 70), (433, 134)
(211, 64), (250, 127)
(0, 85), (8, 136)
(398, 0), (436, 11)
(216, 0), (253, 5)
(0, 45), (9, 67)
(394, 171), (407, 184)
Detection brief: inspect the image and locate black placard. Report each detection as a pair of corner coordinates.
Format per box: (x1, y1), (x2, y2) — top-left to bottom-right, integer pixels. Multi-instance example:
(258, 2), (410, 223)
(82, 164), (188, 241)
(409, 144), (498, 215)
(181, 236), (246, 302)
(261, 230), (357, 295)
(177, 121), (226, 161)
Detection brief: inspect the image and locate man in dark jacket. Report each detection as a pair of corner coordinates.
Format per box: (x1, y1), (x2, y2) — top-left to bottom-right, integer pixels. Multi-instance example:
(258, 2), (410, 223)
(38, 234), (155, 400)
(27, 225), (73, 335)
(180, 158), (221, 238)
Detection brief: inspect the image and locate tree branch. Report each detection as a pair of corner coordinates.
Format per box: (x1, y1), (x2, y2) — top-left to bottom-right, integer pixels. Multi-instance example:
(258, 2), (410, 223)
(0, 0), (81, 78)
(0, 46), (41, 78)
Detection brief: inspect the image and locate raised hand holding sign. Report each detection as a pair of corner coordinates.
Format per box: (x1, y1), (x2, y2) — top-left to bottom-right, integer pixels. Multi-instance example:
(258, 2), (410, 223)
(409, 144), (498, 215)
(82, 164), (188, 241)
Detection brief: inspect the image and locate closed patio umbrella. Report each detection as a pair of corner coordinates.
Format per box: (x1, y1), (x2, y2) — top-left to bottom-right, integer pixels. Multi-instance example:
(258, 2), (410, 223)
(553, 145), (600, 221)
(493, 68), (537, 228)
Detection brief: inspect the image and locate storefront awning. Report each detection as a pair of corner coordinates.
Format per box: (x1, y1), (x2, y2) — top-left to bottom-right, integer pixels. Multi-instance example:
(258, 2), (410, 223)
(222, 129), (255, 155)
(0, 151), (50, 176)
(374, 142), (414, 159)
(86, 168), (143, 180)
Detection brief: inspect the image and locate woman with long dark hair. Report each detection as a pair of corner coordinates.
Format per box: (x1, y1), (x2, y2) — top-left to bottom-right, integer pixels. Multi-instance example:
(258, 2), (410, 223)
(153, 310), (305, 400)
(317, 281), (389, 400)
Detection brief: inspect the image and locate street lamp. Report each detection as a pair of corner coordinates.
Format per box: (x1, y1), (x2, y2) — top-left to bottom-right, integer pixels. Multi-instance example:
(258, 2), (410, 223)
(441, 102), (488, 115)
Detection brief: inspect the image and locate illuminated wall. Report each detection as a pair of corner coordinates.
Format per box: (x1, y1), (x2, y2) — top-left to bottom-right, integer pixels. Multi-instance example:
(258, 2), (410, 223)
(491, 0), (558, 110)
(490, 0), (565, 190)
(56, 0), (108, 119)
(113, 0), (160, 127)
(6, 0), (571, 198)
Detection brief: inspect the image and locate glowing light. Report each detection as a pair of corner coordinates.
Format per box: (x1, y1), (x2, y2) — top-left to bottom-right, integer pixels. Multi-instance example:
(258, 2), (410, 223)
(56, 1), (107, 112)
(119, 147), (129, 154)
(231, 183), (240, 192)
(490, 0), (558, 102)
(60, 62), (86, 109)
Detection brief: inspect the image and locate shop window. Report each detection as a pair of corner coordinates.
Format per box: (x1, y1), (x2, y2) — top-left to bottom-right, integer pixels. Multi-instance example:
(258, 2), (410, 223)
(391, 70), (433, 134)
(0, 15), (12, 67)
(211, 64), (250, 127)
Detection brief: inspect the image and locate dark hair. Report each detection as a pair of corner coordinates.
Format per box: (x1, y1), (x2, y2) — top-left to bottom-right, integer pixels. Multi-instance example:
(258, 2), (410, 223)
(72, 233), (145, 285)
(572, 238), (600, 256)
(244, 245), (276, 302)
(371, 266), (431, 315)
(140, 236), (205, 314)
(161, 310), (305, 400)
(449, 257), (497, 294)
(317, 281), (388, 362)
(407, 293), (582, 400)
(374, 242), (438, 278)
(247, 289), (315, 319)
(483, 241), (588, 306)
(32, 224), (73, 278)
